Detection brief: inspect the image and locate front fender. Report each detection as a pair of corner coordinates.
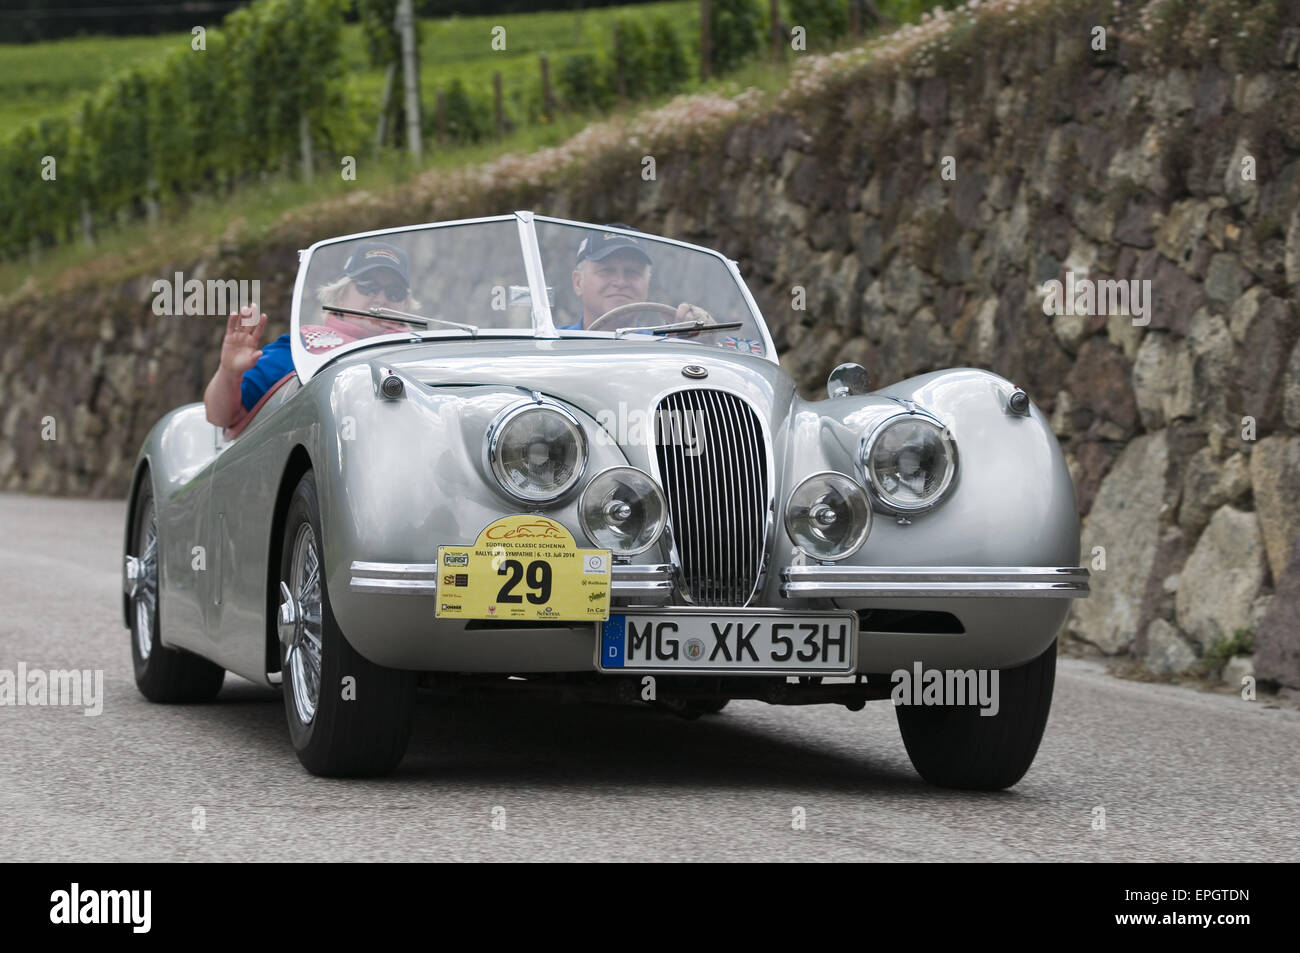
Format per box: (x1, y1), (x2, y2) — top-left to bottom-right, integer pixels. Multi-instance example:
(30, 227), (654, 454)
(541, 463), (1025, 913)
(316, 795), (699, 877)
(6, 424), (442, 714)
(764, 367), (1081, 670)
(314, 362), (638, 664)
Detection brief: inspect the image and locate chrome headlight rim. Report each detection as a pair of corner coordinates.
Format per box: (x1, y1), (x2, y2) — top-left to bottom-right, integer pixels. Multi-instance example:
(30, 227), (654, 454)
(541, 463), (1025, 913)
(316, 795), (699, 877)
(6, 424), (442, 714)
(858, 409), (959, 515)
(578, 465), (667, 556)
(783, 470), (873, 562)
(486, 399), (589, 504)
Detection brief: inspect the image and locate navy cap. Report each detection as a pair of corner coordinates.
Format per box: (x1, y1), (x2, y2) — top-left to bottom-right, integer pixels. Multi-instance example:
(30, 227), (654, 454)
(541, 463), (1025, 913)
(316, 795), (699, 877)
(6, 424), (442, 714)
(343, 241), (410, 289)
(575, 224), (653, 266)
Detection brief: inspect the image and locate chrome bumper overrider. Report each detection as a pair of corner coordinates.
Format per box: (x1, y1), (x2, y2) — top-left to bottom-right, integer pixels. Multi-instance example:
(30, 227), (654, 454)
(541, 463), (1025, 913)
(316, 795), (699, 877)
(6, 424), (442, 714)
(349, 561), (674, 604)
(779, 566), (1090, 599)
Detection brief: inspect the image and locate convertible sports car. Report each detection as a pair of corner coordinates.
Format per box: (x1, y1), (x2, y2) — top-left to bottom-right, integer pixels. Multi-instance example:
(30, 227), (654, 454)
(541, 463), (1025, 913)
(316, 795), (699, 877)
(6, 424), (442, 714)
(123, 212), (1088, 787)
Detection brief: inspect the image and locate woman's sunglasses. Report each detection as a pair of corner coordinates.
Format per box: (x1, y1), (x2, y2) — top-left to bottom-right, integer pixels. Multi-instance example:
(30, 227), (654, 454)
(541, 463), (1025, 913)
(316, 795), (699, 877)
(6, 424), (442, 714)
(354, 277), (408, 303)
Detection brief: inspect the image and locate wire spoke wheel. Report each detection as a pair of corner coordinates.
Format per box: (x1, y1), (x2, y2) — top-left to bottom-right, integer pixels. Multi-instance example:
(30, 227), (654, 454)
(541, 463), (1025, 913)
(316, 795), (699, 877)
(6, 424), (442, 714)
(133, 507), (158, 660)
(277, 470), (417, 776)
(286, 522), (324, 726)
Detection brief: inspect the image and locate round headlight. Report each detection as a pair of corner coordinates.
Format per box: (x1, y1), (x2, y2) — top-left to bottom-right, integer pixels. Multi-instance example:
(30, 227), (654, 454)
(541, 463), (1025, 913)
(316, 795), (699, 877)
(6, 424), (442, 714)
(862, 414), (957, 513)
(488, 402), (587, 503)
(579, 467), (667, 555)
(784, 472), (872, 561)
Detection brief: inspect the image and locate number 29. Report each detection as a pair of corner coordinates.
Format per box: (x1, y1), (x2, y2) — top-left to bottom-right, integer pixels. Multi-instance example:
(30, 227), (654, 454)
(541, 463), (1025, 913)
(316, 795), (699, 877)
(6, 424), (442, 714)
(496, 558), (552, 605)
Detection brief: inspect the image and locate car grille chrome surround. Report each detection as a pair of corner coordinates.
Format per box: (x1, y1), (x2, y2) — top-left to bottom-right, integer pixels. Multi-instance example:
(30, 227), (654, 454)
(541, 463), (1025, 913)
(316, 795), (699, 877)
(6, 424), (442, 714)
(653, 388), (770, 607)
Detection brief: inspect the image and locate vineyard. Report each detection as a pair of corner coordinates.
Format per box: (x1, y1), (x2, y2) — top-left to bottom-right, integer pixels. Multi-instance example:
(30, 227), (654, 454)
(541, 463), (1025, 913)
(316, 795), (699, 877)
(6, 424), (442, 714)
(0, 0), (947, 262)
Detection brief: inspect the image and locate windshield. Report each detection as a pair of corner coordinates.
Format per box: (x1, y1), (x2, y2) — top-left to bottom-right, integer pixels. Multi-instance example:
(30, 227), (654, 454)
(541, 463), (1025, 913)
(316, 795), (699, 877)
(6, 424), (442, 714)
(534, 220), (769, 355)
(291, 213), (770, 380)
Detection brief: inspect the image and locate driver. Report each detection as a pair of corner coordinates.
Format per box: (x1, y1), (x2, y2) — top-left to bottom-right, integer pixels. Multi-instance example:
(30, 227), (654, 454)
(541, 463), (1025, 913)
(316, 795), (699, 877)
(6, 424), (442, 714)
(203, 241), (411, 429)
(562, 224), (714, 330)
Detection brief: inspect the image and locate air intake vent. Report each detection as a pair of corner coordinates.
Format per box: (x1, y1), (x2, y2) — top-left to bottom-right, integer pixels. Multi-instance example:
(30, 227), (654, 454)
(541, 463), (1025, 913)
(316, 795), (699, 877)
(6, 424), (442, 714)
(653, 389), (769, 606)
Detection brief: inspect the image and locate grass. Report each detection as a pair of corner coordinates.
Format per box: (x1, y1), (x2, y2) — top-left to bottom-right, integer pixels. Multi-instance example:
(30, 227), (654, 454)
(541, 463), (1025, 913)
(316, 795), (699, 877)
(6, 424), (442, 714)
(0, 2), (697, 131)
(0, 33), (179, 128)
(1197, 628), (1256, 677)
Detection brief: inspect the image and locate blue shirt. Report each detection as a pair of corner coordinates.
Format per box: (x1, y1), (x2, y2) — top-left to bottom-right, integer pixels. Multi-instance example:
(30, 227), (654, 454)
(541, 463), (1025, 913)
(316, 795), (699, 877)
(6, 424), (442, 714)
(240, 334), (294, 412)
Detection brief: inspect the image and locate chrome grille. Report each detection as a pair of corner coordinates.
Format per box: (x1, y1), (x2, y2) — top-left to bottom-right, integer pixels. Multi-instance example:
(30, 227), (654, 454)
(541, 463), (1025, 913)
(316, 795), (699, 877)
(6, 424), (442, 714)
(654, 389), (768, 606)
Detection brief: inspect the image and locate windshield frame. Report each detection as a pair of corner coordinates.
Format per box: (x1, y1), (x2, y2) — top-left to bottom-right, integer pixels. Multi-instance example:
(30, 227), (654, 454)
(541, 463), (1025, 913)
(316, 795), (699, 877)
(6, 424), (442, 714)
(290, 210), (775, 383)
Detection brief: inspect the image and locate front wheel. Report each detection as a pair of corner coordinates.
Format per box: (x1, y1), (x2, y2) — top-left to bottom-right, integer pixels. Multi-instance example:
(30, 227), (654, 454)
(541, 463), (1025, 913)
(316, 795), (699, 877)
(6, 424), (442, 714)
(895, 639), (1057, 790)
(278, 471), (417, 777)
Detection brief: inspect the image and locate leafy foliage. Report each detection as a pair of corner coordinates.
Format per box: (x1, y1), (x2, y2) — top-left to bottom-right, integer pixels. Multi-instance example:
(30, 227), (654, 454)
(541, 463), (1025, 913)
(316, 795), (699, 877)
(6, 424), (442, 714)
(708, 0), (764, 75)
(440, 78), (492, 143)
(608, 18), (654, 99)
(558, 52), (615, 111)
(647, 16), (689, 95)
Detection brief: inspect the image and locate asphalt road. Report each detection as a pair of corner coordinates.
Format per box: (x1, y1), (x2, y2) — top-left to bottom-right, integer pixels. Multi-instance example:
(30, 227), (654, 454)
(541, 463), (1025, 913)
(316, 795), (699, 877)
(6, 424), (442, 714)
(2, 492), (1297, 862)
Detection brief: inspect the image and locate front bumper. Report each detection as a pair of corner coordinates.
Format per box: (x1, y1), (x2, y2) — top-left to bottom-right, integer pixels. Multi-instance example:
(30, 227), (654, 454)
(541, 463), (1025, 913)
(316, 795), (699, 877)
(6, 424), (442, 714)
(350, 561), (1088, 601)
(338, 561), (1087, 673)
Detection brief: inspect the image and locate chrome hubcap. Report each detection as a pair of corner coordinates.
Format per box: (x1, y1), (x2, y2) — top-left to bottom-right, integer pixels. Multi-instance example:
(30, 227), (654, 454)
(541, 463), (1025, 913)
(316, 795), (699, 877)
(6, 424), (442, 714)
(131, 509), (158, 660)
(282, 523), (323, 725)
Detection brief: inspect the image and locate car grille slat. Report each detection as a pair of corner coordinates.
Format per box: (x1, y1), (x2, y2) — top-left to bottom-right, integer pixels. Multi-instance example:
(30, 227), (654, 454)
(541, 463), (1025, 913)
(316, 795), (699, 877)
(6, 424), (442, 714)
(654, 389), (768, 607)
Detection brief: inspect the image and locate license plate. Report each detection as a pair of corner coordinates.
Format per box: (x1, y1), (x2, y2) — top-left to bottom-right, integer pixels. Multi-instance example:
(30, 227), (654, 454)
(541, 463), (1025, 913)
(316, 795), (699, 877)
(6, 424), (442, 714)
(598, 610), (857, 674)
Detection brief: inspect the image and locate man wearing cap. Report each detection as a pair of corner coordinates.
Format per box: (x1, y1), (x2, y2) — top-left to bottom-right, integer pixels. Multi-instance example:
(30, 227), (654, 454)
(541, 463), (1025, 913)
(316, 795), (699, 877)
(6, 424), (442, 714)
(203, 240), (412, 428)
(562, 224), (714, 331)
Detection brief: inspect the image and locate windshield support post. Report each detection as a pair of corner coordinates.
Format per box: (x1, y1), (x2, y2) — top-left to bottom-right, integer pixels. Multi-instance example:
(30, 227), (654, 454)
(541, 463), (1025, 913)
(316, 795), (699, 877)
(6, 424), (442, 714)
(515, 211), (559, 339)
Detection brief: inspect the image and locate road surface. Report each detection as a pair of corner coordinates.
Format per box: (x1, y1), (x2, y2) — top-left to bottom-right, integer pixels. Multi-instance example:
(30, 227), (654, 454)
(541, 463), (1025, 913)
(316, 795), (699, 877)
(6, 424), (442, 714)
(1, 493), (1296, 861)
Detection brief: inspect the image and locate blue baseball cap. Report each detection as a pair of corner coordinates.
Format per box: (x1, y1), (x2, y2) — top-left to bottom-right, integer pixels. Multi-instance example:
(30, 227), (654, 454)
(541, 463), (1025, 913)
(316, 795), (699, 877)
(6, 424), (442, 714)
(343, 241), (410, 289)
(575, 224), (653, 266)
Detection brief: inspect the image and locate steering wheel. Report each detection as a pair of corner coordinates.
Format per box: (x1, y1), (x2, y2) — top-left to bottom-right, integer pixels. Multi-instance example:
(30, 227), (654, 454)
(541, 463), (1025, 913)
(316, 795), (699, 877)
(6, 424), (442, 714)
(585, 301), (679, 332)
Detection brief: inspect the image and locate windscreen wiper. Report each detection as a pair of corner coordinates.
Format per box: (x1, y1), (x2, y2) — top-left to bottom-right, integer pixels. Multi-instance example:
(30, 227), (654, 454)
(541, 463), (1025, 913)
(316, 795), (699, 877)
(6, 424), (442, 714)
(325, 306), (478, 337)
(614, 320), (744, 339)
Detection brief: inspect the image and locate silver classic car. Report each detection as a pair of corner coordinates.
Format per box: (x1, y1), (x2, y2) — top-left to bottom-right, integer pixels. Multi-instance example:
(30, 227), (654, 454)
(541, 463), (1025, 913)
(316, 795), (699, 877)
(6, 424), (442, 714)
(123, 212), (1088, 787)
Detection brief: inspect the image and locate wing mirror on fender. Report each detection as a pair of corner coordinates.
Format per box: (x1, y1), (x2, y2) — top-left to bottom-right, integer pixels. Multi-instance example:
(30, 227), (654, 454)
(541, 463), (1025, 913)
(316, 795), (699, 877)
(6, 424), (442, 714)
(827, 363), (871, 399)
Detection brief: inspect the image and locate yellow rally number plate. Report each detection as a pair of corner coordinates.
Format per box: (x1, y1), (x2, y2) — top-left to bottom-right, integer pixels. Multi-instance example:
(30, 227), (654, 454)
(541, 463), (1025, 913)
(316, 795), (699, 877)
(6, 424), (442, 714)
(435, 515), (612, 622)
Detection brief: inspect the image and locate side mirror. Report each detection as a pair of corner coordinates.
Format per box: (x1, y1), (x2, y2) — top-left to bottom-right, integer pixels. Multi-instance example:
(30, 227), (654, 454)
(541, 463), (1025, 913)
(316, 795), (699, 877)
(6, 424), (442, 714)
(827, 363), (870, 399)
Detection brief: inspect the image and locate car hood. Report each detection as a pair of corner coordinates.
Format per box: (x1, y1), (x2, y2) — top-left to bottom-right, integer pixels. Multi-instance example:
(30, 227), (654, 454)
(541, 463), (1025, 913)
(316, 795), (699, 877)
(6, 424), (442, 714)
(372, 337), (799, 426)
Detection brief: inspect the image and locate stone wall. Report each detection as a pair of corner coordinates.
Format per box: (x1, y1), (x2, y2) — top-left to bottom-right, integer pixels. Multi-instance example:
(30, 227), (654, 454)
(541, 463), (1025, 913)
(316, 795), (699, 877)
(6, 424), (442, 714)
(2, 0), (1298, 688)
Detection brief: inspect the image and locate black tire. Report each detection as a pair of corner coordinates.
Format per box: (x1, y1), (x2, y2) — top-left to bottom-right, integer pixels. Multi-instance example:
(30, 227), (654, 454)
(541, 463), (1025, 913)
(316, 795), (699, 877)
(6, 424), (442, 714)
(895, 639), (1057, 790)
(278, 471), (417, 777)
(128, 480), (226, 703)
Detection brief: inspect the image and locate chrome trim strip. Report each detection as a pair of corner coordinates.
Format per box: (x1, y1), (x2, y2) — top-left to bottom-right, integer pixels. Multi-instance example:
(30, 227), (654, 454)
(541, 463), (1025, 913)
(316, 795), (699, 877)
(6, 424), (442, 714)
(780, 566), (1090, 599)
(611, 564), (673, 605)
(350, 560), (439, 595)
(350, 578), (439, 594)
(351, 561), (440, 578)
(349, 560), (676, 601)
(611, 563), (673, 582)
